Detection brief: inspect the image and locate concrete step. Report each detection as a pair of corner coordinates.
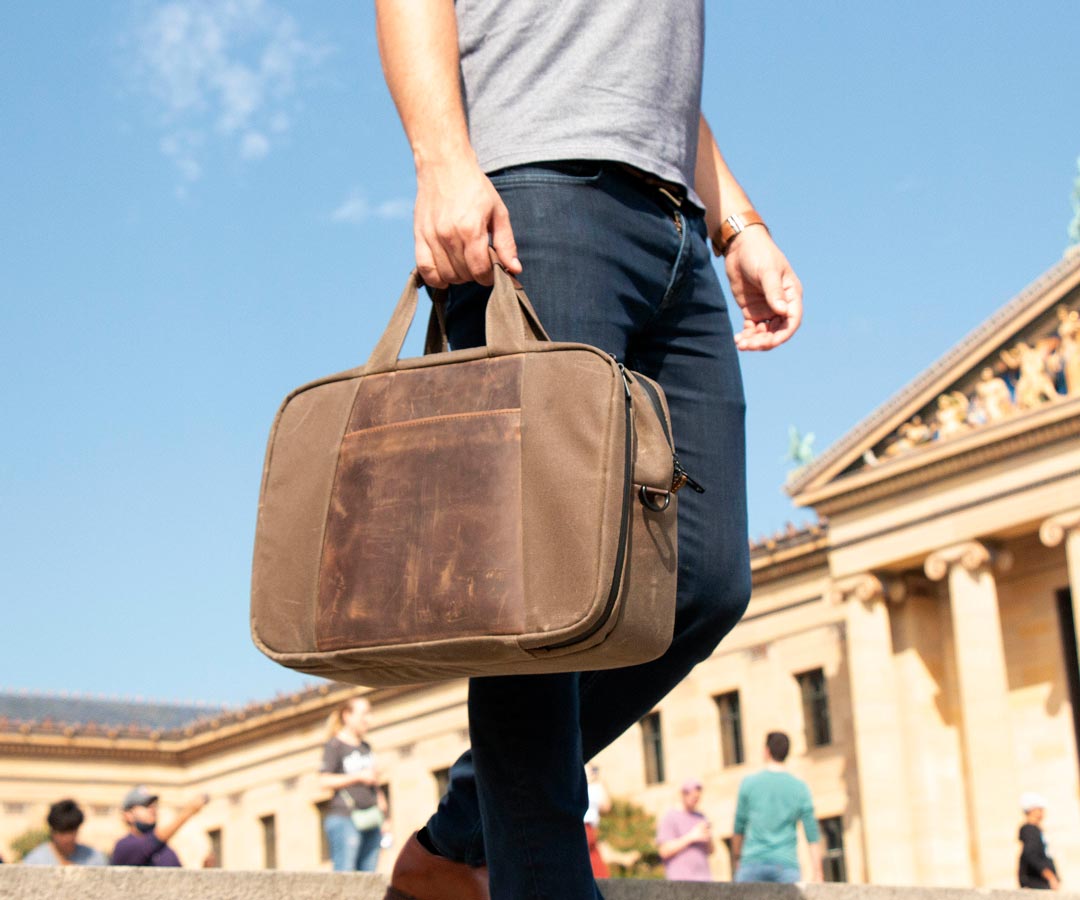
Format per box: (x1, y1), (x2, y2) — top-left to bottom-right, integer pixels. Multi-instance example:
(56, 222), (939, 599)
(0, 867), (1075, 900)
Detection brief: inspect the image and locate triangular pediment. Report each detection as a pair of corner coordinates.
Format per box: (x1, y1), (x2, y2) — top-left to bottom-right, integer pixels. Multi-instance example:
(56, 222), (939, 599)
(788, 251), (1080, 508)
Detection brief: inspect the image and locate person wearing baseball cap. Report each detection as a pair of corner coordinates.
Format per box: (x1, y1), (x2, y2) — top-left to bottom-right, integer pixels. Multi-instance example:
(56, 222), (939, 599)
(110, 786), (208, 867)
(1019, 792), (1060, 890)
(656, 778), (715, 881)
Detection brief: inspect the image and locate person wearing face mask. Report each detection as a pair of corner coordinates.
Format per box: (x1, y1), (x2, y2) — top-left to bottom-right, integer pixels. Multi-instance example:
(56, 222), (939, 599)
(110, 786), (207, 867)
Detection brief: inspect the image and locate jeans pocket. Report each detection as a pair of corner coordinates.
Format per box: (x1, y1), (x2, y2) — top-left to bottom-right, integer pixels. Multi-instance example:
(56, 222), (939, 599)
(488, 160), (606, 188)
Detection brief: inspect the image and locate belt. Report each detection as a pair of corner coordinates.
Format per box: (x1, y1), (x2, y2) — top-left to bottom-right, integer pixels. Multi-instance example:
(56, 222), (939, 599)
(615, 163), (688, 207)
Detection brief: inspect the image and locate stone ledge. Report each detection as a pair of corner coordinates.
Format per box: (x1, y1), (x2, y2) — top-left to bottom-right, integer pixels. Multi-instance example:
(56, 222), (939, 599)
(1, 868), (1077, 900)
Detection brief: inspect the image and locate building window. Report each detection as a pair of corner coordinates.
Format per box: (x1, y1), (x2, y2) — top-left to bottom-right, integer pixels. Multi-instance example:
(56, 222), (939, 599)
(641, 712), (665, 785)
(714, 691), (744, 767)
(2, 802), (27, 815)
(260, 814), (277, 870)
(433, 767), (451, 802)
(796, 668), (832, 747)
(316, 799), (332, 863)
(819, 816), (847, 882)
(206, 828), (223, 868)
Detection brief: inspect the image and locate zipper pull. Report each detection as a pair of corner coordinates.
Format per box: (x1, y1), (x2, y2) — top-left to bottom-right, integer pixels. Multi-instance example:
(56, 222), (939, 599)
(672, 453), (706, 494)
(615, 361), (632, 400)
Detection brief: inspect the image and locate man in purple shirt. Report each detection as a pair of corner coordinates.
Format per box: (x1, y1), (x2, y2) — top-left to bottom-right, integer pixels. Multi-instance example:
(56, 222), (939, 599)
(657, 779), (715, 881)
(111, 786), (207, 867)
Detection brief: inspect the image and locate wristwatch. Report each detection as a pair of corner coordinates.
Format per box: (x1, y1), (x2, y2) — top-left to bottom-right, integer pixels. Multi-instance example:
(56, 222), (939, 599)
(712, 210), (768, 257)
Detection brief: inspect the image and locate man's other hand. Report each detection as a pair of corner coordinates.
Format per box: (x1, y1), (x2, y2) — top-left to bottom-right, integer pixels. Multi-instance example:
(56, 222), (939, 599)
(725, 227), (803, 352)
(414, 157), (521, 288)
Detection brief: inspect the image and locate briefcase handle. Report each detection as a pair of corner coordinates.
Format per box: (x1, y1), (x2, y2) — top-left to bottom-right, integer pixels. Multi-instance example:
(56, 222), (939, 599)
(364, 251), (550, 375)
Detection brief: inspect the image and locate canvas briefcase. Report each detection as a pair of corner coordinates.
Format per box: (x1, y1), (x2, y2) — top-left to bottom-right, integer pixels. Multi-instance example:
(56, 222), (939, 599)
(250, 261), (696, 686)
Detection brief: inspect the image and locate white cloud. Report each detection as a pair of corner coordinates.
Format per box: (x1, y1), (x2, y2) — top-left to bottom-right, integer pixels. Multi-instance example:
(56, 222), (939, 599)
(332, 190), (412, 224)
(131, 0), (328, 185)
(239, 131), (270, 160)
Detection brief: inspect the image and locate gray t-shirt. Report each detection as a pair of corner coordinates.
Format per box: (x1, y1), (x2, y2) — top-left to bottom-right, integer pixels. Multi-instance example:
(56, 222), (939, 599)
(320, 737), (378, 814)
(22, 841), (108, 866)
(456, 0), (705, 206)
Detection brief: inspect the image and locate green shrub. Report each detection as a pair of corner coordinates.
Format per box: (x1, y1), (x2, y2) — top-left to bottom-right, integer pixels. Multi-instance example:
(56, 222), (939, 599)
(598, 798), (664, 879)
(9, 827), (50, 862)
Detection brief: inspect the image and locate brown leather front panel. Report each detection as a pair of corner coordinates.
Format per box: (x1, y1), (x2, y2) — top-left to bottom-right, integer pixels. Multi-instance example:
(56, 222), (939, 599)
(315, 408), (526, 651)
(349, 357), (524, 433)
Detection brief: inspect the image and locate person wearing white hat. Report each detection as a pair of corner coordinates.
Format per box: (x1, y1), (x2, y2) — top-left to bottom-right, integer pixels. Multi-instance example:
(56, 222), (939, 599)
(1019, 792), (1060, 890)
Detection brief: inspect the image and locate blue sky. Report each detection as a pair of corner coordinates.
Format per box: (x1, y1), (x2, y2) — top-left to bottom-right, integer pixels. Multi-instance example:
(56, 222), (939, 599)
(2, 1), (1079, 706)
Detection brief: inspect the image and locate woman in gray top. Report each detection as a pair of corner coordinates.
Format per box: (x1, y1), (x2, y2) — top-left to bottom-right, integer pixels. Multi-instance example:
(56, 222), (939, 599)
(318, 697), (387, 872)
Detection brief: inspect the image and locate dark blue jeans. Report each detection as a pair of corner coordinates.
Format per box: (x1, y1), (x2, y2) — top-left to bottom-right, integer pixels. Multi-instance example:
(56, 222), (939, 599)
(426, 162), (751, 900)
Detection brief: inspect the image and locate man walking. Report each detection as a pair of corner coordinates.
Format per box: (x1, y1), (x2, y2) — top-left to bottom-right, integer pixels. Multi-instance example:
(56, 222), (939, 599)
(732, 732), (823, 883)
(21, 799), (108, 866)
(375, 2), (803, 897)
(657, 779), (715, 882)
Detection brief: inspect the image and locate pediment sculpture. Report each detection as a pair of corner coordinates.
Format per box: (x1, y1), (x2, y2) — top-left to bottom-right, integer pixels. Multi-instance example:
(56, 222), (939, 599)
(863, 303), (1078, 466)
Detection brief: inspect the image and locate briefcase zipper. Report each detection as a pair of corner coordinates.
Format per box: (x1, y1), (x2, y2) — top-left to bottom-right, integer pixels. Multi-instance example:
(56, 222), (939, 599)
(634, 375), (705, 495)
(544, 362), (634, 651)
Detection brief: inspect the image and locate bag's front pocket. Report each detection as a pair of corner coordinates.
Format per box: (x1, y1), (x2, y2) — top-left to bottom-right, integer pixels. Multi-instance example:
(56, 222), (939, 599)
(315, 409), (526, 651)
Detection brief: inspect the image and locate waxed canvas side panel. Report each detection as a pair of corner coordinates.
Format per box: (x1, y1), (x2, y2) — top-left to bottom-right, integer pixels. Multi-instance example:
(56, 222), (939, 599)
(251, 378), (362, 655)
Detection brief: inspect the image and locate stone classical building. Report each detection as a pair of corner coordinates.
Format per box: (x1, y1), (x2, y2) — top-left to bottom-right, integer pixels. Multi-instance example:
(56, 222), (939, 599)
(2, 252), (1079, 886)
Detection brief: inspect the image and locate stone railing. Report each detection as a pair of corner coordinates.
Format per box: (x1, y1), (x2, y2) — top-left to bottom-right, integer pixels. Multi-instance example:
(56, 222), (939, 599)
(3, 867), (1080, 900)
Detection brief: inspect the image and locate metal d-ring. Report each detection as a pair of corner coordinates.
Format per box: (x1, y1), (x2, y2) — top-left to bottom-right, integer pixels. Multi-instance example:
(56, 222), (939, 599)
(639, 485), (671, 512)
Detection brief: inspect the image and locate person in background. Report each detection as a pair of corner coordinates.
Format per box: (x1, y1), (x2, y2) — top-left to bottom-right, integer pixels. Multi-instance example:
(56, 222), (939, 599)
(318, 696), (389, 872)
(732, 731), (822, 883)
(1019, 792), (1060, 890)
(111, 786), (207, 867)
(583, 764), (611, 878)
(657, 779), (714, 881)
(21, 799), (108, 866)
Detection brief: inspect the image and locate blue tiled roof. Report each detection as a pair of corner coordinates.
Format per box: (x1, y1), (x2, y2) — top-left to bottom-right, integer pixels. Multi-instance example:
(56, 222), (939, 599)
(0, 693), (228, 730)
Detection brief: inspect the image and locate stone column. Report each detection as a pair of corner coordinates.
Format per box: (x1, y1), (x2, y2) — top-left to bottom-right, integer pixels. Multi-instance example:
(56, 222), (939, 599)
(924, 541), (1017, 887)
(1041, 510), (1080, 696)
(827, 573), (915, 884)
(1040, 508), (1080, 604)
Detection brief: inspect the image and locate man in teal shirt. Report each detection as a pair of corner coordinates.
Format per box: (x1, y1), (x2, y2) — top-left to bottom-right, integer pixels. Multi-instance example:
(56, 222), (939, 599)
(732, 732), (823, 883)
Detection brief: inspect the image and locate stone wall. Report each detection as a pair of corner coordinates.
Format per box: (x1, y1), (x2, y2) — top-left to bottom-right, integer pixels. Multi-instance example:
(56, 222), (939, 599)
(1, 867), (1078, 900)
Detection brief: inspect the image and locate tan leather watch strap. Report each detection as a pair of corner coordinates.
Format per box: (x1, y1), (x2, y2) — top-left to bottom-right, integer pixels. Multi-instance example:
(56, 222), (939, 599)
(712, 210), (768, 257)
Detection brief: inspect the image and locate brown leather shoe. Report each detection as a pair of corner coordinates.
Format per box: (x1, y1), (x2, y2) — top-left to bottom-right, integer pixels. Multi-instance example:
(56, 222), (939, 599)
(384, 832), (490, 900)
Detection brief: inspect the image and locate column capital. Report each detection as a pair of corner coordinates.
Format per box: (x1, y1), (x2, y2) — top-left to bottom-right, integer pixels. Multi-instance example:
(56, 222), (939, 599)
(826, 572), (908, 606)
(1039, 509), (1080, 548)
(924, 540), (1013, 582)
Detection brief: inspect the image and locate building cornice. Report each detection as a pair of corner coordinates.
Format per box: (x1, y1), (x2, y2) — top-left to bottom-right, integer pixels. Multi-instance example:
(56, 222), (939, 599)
(750, 530), (830, 587)
(802, 398), (1080, 516)
(0, 682), (439, 765)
